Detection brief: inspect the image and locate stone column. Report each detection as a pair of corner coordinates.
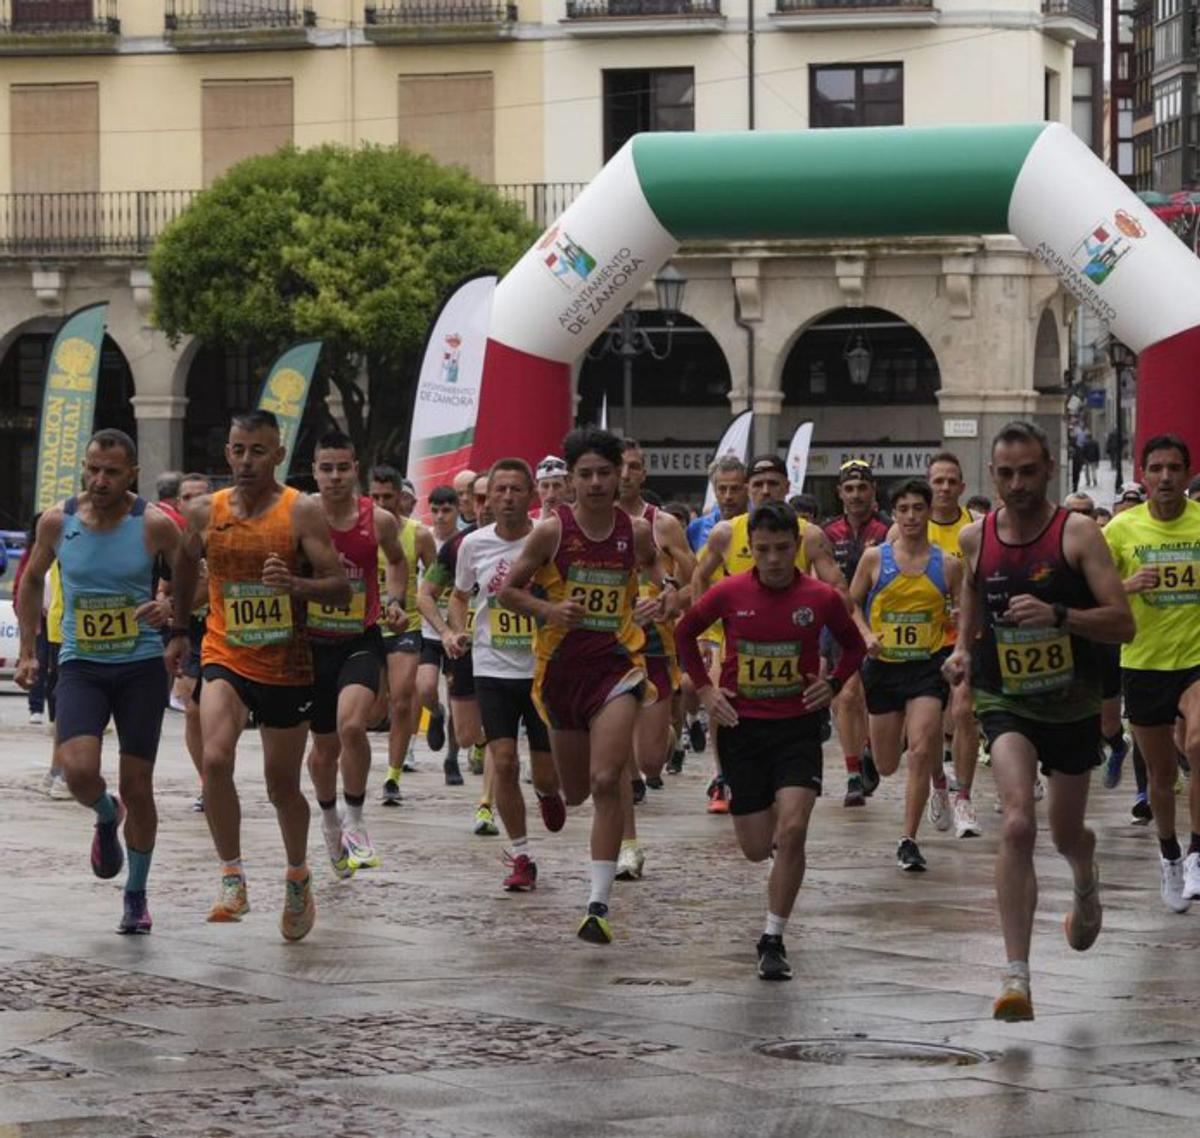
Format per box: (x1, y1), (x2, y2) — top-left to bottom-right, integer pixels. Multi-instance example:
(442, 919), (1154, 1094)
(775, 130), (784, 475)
(130, 395), (187, 500)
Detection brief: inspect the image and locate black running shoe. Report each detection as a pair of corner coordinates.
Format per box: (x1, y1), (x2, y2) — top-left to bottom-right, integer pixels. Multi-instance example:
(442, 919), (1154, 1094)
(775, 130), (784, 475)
(381, 779), (402, 806)
(897, 837), (927, 872)
(632, 778), (646, 805)
(860, 748), (880, 797)
(756, 934), (792, 981)
(666, 750), (685, 775)
(818, 709), (833, 743)
(577, 902), (613, 944)
(687, 717), (707, 754)
(427, 707), (447, 752)
(444, 757), (464, 786)
(646, 776), (664, 791)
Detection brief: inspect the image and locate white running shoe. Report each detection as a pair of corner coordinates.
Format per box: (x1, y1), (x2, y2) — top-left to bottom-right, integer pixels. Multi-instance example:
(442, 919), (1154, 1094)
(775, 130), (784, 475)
(345, 827), (380, 870)
(927, 787), (952, 832)
(1161, 856), (1191, 913)
(616, 843), (645, 881)
(49, 775), (71, 801)
(28, 711), (43, 725)
(1033, 777), (1045, 802)
(168, 693), (186, 713)
(323, 826), (354, 880)
(40, 770), (55, 795)
(1183, 851), (1200, 900)
(953, 796), (981, 838)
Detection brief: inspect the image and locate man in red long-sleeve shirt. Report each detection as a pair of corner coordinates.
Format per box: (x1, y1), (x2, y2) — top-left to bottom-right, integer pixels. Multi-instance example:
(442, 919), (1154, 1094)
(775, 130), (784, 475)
(675, 501), (866, 981)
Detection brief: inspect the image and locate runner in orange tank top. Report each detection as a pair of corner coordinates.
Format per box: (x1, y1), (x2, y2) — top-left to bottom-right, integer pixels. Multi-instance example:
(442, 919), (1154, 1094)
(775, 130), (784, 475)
(500, 427), (666, 946)
(167, 410), (349, 943)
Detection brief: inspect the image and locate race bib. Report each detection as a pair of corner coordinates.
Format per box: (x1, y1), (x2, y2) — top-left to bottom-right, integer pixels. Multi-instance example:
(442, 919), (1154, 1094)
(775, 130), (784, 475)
(995, 625), (1073, 695)
(488, 602), (534, 650)
(222, 582), (293, 647)
(1141, 546), (1200, 607)
(736, 639), (803, 699)
(879, 610), (933, 662)
(306, 579), (366, 635)
(566, 566), (627, 632)
(74, 593), (138, 657)
(466, 606), (477, 635)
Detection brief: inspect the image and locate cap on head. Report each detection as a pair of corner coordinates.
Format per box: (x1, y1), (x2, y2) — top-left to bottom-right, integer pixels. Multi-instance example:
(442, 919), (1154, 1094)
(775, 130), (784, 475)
(536, 455), (568, 481)
(400, 478), (416, 497)
(838, 459), (875, 484)
(1119, 482), (1146, 504)
(748, 454), (787, 479)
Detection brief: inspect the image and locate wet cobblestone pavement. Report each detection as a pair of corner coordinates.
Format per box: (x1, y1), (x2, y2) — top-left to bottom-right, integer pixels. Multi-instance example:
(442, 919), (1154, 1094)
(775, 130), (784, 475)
(3, 693), (1200, 1137)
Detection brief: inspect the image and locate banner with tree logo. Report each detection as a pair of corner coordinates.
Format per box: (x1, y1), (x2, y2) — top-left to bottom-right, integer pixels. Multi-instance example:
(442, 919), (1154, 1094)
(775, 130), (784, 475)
(256, 340), (323, 480)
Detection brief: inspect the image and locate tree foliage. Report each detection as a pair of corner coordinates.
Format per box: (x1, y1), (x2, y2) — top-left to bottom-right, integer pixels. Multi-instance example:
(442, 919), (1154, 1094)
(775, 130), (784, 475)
(151, 144), (537, 462)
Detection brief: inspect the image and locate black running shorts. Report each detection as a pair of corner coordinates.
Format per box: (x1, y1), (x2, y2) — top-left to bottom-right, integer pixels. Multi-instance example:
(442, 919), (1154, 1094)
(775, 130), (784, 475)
(198, 663), (313, 730)
(56, 657), (169, 762)
(716, 714), (824, 815)
(1122, 664), (1200, 728)
(475, 676), (551, 751)
(309, 628), (385, 735)
(863, 650), (950, 716)
(978, 710), (1101, 777)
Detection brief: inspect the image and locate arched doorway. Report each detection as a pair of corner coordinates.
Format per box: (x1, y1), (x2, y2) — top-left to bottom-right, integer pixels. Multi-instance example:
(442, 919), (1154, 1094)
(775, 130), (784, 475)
(780, 306), (941, 515)
(183, 344), (332, 486)
(576, 312), (732, 501)
(0, 328), (136, 530)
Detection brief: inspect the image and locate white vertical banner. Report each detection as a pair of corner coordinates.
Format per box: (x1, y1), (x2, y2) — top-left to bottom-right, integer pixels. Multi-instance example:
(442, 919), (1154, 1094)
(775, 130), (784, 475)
(702, 410), (754, 512)
(787, 420), (814, 497)
(600, 392), (608, 430)
(408, 274), (497, 520)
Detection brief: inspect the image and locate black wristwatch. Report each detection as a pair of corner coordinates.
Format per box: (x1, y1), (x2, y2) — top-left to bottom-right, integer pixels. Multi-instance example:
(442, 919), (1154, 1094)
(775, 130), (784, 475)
(167, 626), (190, 640)
(827, 675), (844, 697)
(1052, 602), (1069, 628)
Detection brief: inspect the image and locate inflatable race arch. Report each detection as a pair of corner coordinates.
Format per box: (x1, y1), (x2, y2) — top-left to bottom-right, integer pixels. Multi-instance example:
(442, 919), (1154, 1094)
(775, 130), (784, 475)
(469, 123), (1200, 474)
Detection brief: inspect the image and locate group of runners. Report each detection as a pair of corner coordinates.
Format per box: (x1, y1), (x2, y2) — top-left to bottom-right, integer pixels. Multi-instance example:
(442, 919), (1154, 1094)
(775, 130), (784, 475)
(14, 410), (1200, 1024)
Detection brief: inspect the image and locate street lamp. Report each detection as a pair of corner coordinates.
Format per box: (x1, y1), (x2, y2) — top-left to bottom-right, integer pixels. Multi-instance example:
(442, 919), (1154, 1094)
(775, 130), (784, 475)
(1107, 337), (1134, 492)
(588, 264), (687, 435)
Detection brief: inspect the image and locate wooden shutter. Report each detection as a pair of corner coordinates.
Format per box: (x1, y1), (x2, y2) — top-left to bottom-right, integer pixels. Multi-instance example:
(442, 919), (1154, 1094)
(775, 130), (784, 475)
(397, 72), (494, 182)
(201, 78), (293, 187)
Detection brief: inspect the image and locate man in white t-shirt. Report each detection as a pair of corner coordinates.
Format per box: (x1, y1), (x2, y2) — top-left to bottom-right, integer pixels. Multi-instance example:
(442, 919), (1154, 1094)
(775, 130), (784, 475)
(448, 458), (567, 890)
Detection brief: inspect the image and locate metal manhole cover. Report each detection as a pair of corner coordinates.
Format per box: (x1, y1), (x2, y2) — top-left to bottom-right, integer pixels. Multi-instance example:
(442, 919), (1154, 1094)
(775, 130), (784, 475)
(611, 977), (693, 987)
(756, 1038), (992, 1067)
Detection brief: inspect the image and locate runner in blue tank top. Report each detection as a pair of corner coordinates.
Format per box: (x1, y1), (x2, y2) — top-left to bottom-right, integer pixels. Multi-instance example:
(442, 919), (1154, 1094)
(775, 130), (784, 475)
(15, 429), (182, 936)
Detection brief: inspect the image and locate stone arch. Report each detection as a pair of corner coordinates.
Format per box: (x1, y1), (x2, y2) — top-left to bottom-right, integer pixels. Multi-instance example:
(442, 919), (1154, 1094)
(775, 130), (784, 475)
(1032, 306), (1063, 393)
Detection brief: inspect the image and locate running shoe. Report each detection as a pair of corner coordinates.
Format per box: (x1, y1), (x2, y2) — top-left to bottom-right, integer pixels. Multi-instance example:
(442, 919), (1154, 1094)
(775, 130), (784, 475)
(502, 851), (538, 891)
(1184, 851), (1200, 900)
(1130, 794), (1152, 825)
(646, 775), (664, 791)
(687, 715), (707, 754)
(40, 770), (54, 795)
(91, 796), (126, 880)
(402, 742), (417, 774)
(631, 778), (646, 806)
(191, 793), (205, 813)
(577, 902), (613, 944)
(927, 787), (952, 832)
(49, 775), (72, 801)
(953, 796), (981, 838)
(993, 976), (1034, 1022)
(117, 890), (153, 935)
(1033, 777), (1045, 802)
(756, 934), (792, 981)
(444, 757), (464, 786)
(427, 707), (447, 752)
(381, 778), (402, 807)
(843, 776), (865, 808)
(281, 872), (316, 941)
(323, 826), (354, 879)
(469, 744), (486, 775)
(616, 843), (645, 881)
(168, 693), (186, 713)
(666, 749), (685, 775)
(1180, 751), (1192, 776)
(1175, 769), (1185, 795)
(207, 872), (250, 922)
(536, 791), (566, 833)
(860, 750), (880, 797)
(345, 827), (380, 871)
(1064, 862), (1102, 951)
(706, 777), (730, 815)
(1161, 856), (1191, 913)
(896, 837), (927, 872)
(1103, 734), (1128, 789)
(473, 804), (500, 836)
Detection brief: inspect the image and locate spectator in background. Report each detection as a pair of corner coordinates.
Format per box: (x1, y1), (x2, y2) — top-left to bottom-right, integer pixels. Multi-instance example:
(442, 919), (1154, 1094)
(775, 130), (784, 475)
(1083, 431), (1101, 488)
(1095, 507), (1113, 527)
(788, 493), (820, 522)
(1188, 475), (1200, 501)
(155, 471), (185, 528)
(965, 495), (991, 519)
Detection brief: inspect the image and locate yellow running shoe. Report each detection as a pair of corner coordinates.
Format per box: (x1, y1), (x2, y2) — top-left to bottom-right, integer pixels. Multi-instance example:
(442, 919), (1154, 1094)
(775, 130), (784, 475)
(473, 804), (500, 836)
(577, 903), (613, 945)
(993, 976), (1034, 1022)
(207, 872), (250, 923)
(281, 872), (316, 942)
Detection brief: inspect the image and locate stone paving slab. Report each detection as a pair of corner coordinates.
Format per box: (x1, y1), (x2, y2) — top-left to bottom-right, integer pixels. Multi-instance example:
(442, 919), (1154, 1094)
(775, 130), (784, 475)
(2, 691), (1200, 1136)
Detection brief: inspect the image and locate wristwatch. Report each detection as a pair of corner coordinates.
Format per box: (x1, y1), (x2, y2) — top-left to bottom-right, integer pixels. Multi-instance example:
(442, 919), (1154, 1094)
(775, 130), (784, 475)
(167, 626), (190, 640)
(1052, 602), (1069, 628)
(827, 675), (844, 697)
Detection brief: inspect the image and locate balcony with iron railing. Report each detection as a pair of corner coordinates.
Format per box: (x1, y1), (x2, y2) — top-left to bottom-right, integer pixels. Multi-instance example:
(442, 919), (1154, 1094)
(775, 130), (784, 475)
(563, 0), (724, 34)
(0, 185), (586, 257)
(363, 1), (518, 41)
(164, 0), (315, 47)
(1041, 0), (1099, 41)
(771, 0), (937, 30)
(0, 0), (119, 49)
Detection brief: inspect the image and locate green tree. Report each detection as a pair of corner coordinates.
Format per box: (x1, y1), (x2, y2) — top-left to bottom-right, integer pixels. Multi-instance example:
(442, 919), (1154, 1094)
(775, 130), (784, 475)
(151, 144), (536, 464)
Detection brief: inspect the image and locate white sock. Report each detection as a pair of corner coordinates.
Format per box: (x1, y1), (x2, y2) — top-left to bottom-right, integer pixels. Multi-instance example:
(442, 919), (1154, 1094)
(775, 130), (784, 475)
(765, 912), (788, 938)
(512, 836), (529, 856)
(1005, 960), (1030, 980)
(344, 801), (364, 829)
(320, 802), (341, 833)
(588, 860), (618, 908)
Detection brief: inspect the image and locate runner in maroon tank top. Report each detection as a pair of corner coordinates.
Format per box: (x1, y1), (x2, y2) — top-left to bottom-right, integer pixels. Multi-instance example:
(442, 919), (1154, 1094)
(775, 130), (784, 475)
(500, 427), (665, 944)
(305, 432), (409, 879)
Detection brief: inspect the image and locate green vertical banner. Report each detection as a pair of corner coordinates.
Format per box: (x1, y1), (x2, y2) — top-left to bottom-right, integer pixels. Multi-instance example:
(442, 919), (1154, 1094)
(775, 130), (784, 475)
(34, 302), (109, 512)
(255, 340), (322, 481)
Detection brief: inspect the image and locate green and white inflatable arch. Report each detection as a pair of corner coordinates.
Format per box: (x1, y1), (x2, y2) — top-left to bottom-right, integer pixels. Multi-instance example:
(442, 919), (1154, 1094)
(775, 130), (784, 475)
(471, 124), (1200, 470)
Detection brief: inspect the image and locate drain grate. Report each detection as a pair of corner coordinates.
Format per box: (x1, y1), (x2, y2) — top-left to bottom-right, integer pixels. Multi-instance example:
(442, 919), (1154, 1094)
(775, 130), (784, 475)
(756, 1037), (992, 1068)
(611, 977), (693, 987)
